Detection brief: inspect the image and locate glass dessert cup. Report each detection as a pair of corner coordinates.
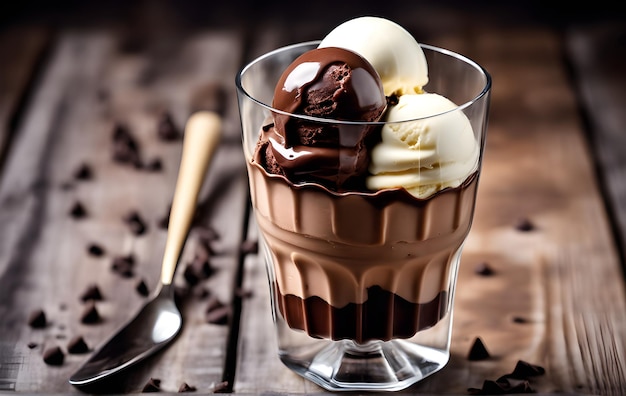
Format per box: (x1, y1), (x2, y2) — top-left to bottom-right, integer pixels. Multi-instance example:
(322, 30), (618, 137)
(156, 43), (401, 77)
(236, 41), (491, 392)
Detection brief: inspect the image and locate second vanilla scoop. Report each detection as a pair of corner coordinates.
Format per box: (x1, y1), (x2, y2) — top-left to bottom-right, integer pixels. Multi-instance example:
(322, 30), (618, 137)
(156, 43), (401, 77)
(367, 93), (479, 199)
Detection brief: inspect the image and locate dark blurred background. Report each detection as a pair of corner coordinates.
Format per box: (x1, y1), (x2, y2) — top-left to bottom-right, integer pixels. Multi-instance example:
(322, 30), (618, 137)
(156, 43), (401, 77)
(2, 0), (625, 32)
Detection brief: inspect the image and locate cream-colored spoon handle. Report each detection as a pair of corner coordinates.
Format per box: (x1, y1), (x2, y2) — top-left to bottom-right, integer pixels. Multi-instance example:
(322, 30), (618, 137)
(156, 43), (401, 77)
(160, 111), (221, 285)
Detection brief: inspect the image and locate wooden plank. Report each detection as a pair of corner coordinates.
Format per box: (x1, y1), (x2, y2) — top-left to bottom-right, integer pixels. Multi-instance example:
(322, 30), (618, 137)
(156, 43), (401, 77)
(0, 26), (50, 169)
(0, 28), (248, 393)
(235, 25), (626, 394)
(565, 21), (626, 268)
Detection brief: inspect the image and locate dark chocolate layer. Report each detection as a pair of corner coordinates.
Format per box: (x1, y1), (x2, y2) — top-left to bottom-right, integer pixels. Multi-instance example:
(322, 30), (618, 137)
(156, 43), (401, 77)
(275, 283), (448, 343)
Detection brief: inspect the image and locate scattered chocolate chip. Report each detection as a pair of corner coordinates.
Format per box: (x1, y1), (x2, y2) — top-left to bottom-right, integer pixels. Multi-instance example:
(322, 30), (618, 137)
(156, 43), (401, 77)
(43, 346), (65, 366)
(474, 262), (494, 276)
(112, 123), (142, 166)
(467, 360), (546, 394)
(512, 316), (529, 324)
(262, 123), (274, 132)
(469, 377), (535, 395)
(183, 264), (200, 286)
(27, 342), (38, 349)
(112, 254), (135, 277)
(157, 112), (180, 141)
(28, 309), (47, 328)
(183, 257), (213, 286)
(142, 377), (161, 392)
(80, 302), (101, 324)
(178, 382), (197, 393)
(468, 337), (490, 361)
(205, 297), (230, 325)
(515, 217), (535, 232)
(136, 279), (150, 297)
(240, 239), (258, 255)
(74, 163), (93, 181)
(87, 243), (105, 257)
(80, 284), (103, 302)
(69, 201), (87, 219)
(124, 211), (147, 236)
(145, 157), (163, 172)
(67, 335), (89, 354)
(509, 360), (546, 378)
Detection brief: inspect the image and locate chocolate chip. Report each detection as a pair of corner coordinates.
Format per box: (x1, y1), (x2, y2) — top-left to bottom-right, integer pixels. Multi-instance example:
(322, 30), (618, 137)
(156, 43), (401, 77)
(157, 112), (180, 141)
(28, 309), (47, 328)
(136, 279), (150, 297)
(67, 335), (89, 354)
(27, 342), (38, 349)
(112, 123), (141, 166)
(469, 377), (535, 395)
(240, 239), (258, 255)
(474, 262), (494, 276)
(43, 346), (65, 366)
(124, 211), (147, 236)
(74, 163), (93, 181)
(262, 123), (274, 132)
(468, 360), (545, 394)
(512, 316), (529, 324)
(87, 243), (105, 257)
(468, 337), (490, 361)
(142, 377), (161, 392)
(69, 201), (87, 219)
(80, 302), (101, 324)
(178, 382), (197, 393)
(515, 217), (536, 232)
(80, 284), (103, 302)
(183, 257), (213, 286)
(509, 360), (546, 378)
(205, 297), (230, 325)
(112, 254), (135, 277)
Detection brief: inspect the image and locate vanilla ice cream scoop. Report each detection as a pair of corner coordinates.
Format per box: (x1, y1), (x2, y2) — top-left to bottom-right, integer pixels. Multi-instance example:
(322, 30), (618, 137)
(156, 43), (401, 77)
(367, 93), (479, 199)
(319, 16), (428, 96)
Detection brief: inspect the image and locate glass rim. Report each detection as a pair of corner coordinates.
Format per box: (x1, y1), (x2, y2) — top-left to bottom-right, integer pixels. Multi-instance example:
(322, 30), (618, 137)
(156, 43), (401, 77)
(235, 40), (492, 125)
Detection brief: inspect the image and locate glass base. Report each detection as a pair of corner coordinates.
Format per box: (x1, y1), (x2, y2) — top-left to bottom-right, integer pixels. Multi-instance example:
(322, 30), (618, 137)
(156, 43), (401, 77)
(279, 338), (449, 392)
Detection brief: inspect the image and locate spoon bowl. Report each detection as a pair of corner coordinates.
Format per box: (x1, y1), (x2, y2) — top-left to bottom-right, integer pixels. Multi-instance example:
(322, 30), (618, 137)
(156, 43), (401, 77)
(69, 285), (180, 386)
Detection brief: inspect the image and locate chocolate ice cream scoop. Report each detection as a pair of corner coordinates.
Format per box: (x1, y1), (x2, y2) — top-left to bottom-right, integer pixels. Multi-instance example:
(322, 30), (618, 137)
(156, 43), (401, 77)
(261, 47), (386, 191)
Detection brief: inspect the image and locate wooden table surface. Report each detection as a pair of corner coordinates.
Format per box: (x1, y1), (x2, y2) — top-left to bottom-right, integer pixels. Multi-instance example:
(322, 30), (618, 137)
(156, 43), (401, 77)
(1, 2), (625, 394)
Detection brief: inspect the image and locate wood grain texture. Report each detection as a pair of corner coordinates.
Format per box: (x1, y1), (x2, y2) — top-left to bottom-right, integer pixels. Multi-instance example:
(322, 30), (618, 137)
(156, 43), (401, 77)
(0, 26), (49, 169)
(566, 21), (626, 268)
(0, 28), (248, 393)
(0, 8), (625, 395)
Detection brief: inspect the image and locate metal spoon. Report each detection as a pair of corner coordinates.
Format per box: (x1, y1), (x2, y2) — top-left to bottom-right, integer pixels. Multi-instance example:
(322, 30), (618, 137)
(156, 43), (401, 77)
(69, 111), (222, 387)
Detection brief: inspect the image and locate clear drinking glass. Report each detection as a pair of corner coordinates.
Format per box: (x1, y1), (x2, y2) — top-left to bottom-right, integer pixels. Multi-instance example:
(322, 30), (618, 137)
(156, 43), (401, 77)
(236, 41), (491, 392)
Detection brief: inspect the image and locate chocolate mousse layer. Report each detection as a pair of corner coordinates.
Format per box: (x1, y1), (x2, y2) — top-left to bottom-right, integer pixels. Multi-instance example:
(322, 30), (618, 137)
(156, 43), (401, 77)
(247, 156), (479, 342)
